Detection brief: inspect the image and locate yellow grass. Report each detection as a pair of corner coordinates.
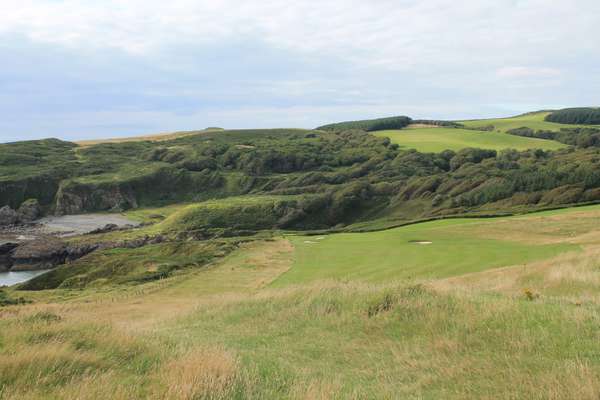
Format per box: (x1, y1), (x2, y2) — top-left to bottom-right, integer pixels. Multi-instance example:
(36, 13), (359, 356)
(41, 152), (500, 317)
(5, 231), (600, 397)
(75, 128), (223, 147)
(160, 347), (240, 400)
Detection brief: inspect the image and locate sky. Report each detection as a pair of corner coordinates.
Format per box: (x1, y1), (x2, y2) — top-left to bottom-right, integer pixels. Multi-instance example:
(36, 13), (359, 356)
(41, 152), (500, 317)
(1, 0), (599, 142)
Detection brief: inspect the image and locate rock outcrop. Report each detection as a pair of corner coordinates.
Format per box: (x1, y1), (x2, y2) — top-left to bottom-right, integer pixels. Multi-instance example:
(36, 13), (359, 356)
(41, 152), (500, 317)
(0, 206), (18, 226)
(10, 236), (67, 271)
(0, 199), (42, 227)
(17, 199), (41, 222)
(87, 223), (136, 235)
(0, 234), (166, 272)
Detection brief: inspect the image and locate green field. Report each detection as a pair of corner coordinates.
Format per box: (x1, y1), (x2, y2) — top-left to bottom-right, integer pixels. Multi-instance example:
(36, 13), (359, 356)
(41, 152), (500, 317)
(375, 111), (600, 153)
(374, 127), (565, 152)
(276, 217), (577, 285)
(459, 111), (600, 133)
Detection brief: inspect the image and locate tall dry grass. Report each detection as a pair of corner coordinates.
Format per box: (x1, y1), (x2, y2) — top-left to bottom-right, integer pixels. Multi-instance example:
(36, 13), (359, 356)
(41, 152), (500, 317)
(4, 242), (600, 398)
(159, 347), (240, 400)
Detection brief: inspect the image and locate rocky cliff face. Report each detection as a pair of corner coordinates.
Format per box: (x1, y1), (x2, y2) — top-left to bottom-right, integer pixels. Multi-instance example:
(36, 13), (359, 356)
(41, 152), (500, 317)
(0, 242), (19, 272)
(54, 182), (138, 215)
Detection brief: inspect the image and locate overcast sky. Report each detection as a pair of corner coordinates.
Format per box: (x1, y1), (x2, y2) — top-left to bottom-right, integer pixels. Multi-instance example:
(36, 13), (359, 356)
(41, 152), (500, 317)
(1, 0), (599, 142)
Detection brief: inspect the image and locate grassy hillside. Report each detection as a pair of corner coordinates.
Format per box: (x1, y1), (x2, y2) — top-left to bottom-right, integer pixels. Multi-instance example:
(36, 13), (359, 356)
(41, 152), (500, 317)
(5, 204), (600, 398)
(6, 122), (600, 230)
(373, 127), (565, 152)
(459, 111), (600, 133)
(74, 128), (225, 147)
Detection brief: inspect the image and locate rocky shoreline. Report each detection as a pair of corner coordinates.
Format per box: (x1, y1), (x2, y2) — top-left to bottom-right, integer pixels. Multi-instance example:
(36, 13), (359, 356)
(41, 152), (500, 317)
(0, 234), (166, 272)
(0, 203), (148, 273)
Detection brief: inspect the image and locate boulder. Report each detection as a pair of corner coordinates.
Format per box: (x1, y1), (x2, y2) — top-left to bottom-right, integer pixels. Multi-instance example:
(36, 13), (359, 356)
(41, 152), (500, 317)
(17, 199), (41, 222)
(0, 206), (18, 226)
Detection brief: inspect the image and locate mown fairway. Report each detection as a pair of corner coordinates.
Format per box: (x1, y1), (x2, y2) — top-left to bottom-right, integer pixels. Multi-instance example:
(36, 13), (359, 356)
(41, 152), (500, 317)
(459, 111), (600, 133)
(374, 126), (565, 152)
(276, 215), (581, 285)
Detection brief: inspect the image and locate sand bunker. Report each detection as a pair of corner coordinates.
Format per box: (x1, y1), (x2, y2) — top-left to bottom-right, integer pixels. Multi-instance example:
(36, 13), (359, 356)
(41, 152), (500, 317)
(409, 240), (433, 245)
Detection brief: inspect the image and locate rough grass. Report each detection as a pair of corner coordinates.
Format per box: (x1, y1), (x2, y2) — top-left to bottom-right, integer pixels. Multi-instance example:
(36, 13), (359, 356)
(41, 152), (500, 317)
(20, 240), (237, 290)
(6, 207), (600, 398)
(5, 276), (600, 398)
(374, 126), (565, 152)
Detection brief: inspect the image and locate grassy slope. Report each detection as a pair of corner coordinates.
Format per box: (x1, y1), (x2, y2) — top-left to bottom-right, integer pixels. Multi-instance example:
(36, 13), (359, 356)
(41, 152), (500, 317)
(375, 111), (600, 153)
(5, 203), (600, 397)
(375, 127), (565, 152)
(459, 111), (600, 132)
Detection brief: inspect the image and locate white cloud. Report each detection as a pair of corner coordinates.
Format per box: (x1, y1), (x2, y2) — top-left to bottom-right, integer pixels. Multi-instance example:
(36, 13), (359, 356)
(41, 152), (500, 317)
(1, 0), (600, 141)
(1, 0), (599, 70)
(496, 66), (562, 79)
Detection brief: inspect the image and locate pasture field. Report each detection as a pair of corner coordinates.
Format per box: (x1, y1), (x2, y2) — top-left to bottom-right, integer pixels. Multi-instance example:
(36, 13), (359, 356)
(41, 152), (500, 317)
(459, 111), (600, 133)
(5, 206), (600, 398)
(374, 126), (565, 152)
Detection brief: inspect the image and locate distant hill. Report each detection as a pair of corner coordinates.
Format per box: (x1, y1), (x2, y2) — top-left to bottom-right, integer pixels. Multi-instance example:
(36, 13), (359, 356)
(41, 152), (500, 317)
(75, 127), (224, 147)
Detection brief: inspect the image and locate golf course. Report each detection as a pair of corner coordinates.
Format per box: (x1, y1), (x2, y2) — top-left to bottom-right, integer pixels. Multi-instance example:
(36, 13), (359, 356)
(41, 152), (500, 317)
(4, 1), (600, 397)
(4, 204), (600, 398)
(4, 107), (600, 398)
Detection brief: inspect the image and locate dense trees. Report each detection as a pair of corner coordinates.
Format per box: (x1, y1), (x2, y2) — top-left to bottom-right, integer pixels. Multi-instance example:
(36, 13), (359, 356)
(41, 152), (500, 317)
(317, 116), (412, 132)
(545, 108), (600, 125)
(507, 126), (600, 148)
